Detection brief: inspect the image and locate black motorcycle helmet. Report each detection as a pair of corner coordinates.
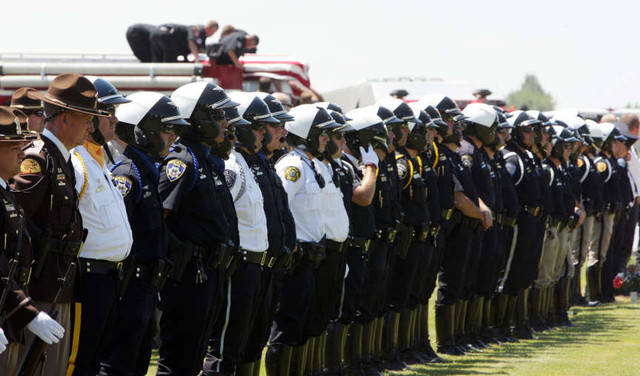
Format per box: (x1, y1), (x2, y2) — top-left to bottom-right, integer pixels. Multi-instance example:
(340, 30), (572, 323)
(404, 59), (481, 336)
(549, 125), (580, 161)
(171, 82), (239, 146)
(507, 111), (542, 150)
(227, 92), (280, 154)
(345, 107), (389, 158)
(377, 98), (420, 147)
(256, 92), (295, 122)
(324, 110), (353, 158)
(417, 94), (466, 144)
(115, 91), (188, 161)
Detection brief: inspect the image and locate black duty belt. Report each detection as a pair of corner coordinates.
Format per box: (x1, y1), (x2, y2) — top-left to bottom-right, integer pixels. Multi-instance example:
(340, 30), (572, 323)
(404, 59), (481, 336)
(349, 237), (371, 251)
(375, 227), (397, 243)
(441, 208), (454, 221)
(49, 238), (83, 257)
(241, 250), (268, 266)
(326, 239), (344, 253)
(494, 213), (503, 224)
(79, 258), (123, 275)
(461, 216), (482, 230)
(15, 265), (32, 285)
(133, 263), (154, 281)
(502, 216), (517, 228)
(522, 205), (542, 218)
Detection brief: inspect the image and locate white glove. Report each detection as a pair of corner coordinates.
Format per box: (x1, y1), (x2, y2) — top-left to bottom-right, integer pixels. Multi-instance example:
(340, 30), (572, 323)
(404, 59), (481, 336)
(359, 145), (379, 167)
(27, 312), (65, 345)
(0, 327), (8, 354)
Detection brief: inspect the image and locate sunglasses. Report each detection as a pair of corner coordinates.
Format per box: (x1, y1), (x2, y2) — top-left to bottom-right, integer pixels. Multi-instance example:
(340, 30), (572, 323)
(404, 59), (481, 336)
(251, 124), (265, 131)
(521, 127), (535, 133)
(211, 109), (226, 121)
(103, 106), (116, 116)
(333, 133), (344, 140)
(25, 110), (44, 117)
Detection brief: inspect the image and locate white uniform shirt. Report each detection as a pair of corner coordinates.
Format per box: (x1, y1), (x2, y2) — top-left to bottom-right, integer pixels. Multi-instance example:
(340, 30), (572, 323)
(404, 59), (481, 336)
(276, 149), (326, 243)
(224, 150), (268, 253)
(318, 161), (349, 242)
(627, 145), (640, 199)
(71, 145), (133, 261)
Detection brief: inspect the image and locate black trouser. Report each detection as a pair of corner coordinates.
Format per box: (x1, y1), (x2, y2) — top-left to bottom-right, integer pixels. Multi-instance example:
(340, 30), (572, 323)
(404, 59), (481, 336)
(525, 218), (547, 287)
(423, 229), (446, 302)
(99, 278), (156, 376)
(503, 212), (538, 296)
(409, 239), (435, 308)
(476, 226), (502, 298)
(150, 26), (188, 62)
(242, 266), (276, 363)
(126, 24), (154, 62)
(388, 238), (424, 311)
(304, 244), (347, 337)
(436, 223), (476, 306)
(340, 246), (367, 324)
(270, 259), (315, 346)
(603, 203), (639, 299)
(360, 239), (391, 321)
(157, 260), (224, 376)
(205, 261), (266, 374)
(69, 270), (119, 376)
(461, 230), (485, 300)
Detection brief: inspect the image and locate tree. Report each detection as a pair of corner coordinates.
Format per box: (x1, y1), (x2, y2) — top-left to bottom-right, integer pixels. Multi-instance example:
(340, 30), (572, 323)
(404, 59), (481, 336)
(506, 74), (555, 111)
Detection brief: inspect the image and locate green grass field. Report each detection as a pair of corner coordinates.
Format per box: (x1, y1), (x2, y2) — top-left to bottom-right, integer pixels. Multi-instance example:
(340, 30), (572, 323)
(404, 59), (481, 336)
(145, 295), (640, 376)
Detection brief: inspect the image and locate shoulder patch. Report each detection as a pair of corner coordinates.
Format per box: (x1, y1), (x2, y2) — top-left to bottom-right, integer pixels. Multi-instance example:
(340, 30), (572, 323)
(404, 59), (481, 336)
(596, 161), (607, 173)
(113, 176), (133, 197)
(461, 154), (473, 169)
(166, 159), (187, 182)
(20, 158), (42, 175)
(576, 158), (584, 168)
(224, 169), (237, 188)
(618, 158), (626, 168)
(396, 160), (409, 180)
(284, 166), (301, 182)
(506, 162), (517, 176)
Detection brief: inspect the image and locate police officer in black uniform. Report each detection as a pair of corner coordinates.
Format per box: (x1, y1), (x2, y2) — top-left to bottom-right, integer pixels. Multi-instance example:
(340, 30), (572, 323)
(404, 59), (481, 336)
(420, 95), (490, 356)
(497, 111), (544, 340)
(154, 82), (238, 376)
(412, 102), (453, 360)
(248, 93), (297, 375)
(338, 109), (384, 374)
(481, 110), (518, 343)
(100, 92), (184, 376)
(458, 103), (498, 350)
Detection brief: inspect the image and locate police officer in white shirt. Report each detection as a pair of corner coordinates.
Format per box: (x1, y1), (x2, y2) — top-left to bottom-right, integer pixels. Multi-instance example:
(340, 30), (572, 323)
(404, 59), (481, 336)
(206, 92), (271, 376)
(67, 78), (133, 376)
(266, 105), (341, 376)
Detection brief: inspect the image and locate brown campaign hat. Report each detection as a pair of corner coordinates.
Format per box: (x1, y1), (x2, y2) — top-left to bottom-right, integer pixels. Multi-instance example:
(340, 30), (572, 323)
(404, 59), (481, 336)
(10, 87), (44, 110)
(10, 108), (38, 140)
(0, 106), (36, 141)
(31, 73), (109, 117)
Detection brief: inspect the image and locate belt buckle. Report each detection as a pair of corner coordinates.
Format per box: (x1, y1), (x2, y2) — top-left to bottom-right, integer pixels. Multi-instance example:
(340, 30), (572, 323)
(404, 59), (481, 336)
(268, 256), (276, 268)
(388, 229), (397, 242)
(260, 252), (267, 266)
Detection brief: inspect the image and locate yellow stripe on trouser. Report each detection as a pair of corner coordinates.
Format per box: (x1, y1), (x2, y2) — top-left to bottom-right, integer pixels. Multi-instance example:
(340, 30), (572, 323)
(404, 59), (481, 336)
(66, 302), (82, 376)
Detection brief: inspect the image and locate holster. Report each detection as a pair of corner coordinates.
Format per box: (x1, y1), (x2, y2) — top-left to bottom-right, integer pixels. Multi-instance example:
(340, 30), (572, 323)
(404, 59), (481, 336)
(167, 234), (195, 282)
(150, 258), (171, 291)
(395, 224), (414, 260)
(417, 222), (430, 242)
(301, 241), (327, 269)
(32, 229), (52, 279)
(226, 251), (242, 276)
(118, 256), (136, 300)
(272, 246), (292, 271)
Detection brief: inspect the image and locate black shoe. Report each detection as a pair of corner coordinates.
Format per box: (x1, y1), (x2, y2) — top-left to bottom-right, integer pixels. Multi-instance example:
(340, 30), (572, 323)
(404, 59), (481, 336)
(512, 325), (534, 340)
(437, 343), (465, 356)
(421, 342), (445, 363)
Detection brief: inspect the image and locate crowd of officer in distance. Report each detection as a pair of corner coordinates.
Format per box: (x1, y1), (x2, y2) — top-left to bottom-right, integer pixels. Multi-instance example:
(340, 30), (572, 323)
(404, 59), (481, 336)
(0, 72), (638, 376)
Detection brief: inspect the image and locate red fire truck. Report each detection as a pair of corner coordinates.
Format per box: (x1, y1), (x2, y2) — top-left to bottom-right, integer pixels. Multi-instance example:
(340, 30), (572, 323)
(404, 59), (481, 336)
(0, 51), (311, 104)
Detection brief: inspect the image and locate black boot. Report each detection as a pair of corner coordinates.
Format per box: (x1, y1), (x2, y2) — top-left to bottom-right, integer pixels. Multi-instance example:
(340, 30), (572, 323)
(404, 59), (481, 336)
(381, 311), (404, 370)
(481, 297), (499, 344)
(326, 322), (348, 374)
(558, 276), (574, 327)
(586, 265), (601, 306)
(291, 342), (308, 376)
(344, 323), (363, 375)
(435, 304), (464, 355)
(466, 296), (488, 349)
(418, 303), (444, 363)
(252, 359), (261, 376)
(571, 267), (588, 306)
(495, 294), (517, 343)
(266, 344), (293, 376)
(314, 333), (326, 375)
(236, 362), (254, 376)
(529, 288), (546, 332)
(512, 289), (534, 339)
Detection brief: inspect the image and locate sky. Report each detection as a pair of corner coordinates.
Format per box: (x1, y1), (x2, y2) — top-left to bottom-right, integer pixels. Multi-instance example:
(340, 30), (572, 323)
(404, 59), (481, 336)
(3, 0), (639, 109)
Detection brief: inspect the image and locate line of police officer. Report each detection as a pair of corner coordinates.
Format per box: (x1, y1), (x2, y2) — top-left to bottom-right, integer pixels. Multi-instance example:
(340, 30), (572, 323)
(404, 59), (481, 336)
(0, 72), (637, 376)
